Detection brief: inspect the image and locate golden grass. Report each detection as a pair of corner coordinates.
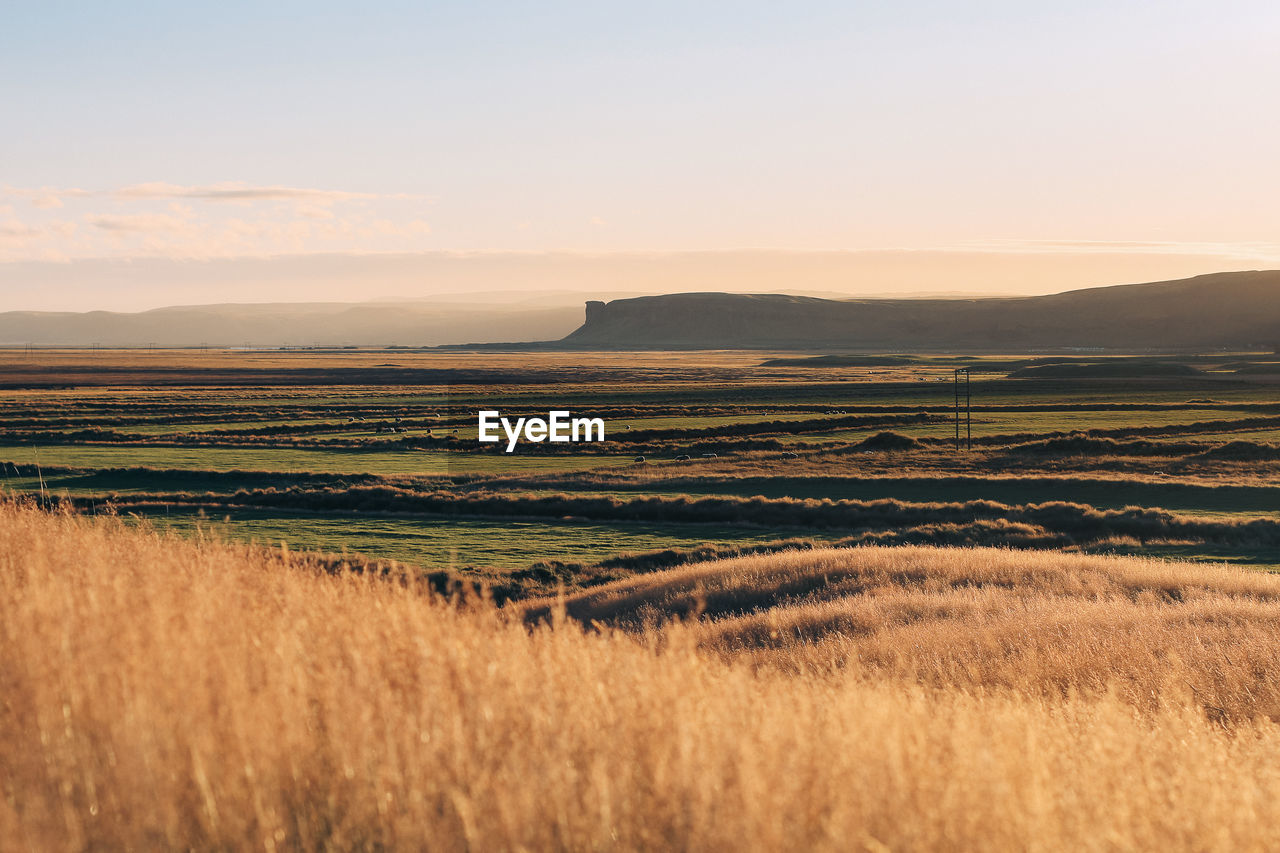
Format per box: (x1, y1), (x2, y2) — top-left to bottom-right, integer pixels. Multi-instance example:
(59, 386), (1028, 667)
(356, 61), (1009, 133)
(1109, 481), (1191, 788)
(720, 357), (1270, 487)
(535, 547), (1280, 721)
(5, 501), (1280, 850)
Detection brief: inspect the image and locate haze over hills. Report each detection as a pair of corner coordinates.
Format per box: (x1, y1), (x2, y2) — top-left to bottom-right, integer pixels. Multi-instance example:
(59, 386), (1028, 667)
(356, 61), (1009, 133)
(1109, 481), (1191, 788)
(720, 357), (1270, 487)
(559, 271), (1280, 351)
(3, 270), (1278, 350)
(0, 300), (585, 347)
(7, 250), (1262, 314)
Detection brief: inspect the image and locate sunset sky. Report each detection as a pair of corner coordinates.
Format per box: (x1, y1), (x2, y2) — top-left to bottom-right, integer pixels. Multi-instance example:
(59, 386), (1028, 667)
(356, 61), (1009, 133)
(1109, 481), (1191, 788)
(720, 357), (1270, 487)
(3, 1), (1278, 310)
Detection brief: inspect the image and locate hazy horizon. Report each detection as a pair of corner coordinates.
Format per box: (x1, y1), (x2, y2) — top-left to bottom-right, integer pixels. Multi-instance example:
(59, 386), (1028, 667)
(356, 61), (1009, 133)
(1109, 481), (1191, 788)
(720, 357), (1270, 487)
(2, 250), (1275, 314)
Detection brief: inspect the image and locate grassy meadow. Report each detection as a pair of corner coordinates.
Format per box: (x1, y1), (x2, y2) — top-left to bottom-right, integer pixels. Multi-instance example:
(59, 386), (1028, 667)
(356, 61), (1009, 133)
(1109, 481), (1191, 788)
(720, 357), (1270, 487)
(5, 349), (1280, 848)
(6, 501), (1280, 849)
(3, 347), (1280, 582)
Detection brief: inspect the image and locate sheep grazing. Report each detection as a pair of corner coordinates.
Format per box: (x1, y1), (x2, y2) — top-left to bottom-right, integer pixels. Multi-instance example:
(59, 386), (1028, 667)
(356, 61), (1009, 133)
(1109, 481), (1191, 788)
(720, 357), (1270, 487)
(701, 452), (718, 458)
(633, 455), (646, 463)
(782, 451), (799, 459)
(675, 454), (691, 461)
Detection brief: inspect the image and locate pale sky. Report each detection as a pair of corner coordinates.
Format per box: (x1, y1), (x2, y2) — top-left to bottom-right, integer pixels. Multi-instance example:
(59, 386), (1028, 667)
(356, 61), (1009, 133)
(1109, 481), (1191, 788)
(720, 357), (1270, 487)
(2, 1), (1279, 310)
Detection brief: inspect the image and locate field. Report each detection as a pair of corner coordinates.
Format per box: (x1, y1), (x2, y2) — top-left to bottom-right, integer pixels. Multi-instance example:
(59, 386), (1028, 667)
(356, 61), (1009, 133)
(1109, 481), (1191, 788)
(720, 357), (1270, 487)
(7, 501), (1280, 849)
(6, 349), (1280, 848)
(3, 347), (1280, 590)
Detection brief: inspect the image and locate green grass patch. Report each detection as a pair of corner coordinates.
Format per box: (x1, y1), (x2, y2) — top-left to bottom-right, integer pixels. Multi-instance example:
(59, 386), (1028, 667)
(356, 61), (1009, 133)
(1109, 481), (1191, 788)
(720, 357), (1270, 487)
(140, 508), (822, 570)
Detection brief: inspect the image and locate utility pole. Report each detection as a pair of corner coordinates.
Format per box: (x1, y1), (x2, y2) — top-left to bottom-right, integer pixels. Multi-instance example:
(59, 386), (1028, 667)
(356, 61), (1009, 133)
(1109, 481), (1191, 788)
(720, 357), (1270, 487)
(953, 367), (971, 451)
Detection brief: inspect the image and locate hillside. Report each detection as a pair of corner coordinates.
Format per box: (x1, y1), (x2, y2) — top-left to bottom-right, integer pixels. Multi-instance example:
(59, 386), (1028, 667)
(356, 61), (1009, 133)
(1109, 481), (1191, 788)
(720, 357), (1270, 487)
(0, 300), (582, 347)
(560, 270), (1280, 350)
(7, 269), (1278, 350)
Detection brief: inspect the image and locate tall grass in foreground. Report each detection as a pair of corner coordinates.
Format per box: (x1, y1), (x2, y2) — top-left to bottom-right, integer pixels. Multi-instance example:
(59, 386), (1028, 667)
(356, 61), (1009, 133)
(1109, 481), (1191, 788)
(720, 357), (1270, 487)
(4, 502), (1280, 850)
(533, 545), (1280, 721)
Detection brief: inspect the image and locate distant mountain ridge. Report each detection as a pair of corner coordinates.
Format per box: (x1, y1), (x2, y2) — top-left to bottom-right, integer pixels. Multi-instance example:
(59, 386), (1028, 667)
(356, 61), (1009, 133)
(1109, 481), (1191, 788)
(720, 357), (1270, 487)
(559, 271), (1280, 351)
(0, 301), (582, 347)
(4, 270), (1278, 350)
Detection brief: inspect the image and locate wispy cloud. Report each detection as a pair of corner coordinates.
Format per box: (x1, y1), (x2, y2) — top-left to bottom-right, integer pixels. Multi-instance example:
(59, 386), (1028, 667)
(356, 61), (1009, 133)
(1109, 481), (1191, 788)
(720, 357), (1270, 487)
(1, 185), (91, 209)
(363, 219), (431, 238)
(0, 180), (434, 261)
(87, 213), (191, 233)
(3, 182), (417, 207)
(0, 220), (40, 238)
(957, 239), (1280, 259)
(294, 204), (337, 220)
(111, 182), (384, 203)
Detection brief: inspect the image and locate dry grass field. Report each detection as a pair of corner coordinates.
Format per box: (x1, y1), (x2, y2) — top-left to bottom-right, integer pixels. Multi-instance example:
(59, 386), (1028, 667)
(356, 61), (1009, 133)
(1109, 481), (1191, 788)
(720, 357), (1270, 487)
(5, 499), (1280, 851)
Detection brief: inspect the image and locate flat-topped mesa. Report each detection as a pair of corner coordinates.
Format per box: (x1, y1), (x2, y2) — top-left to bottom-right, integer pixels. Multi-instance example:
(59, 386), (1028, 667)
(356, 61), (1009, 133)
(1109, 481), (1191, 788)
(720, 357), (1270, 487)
(560, 270), (1280, 351)
(566, 292), (842, 348)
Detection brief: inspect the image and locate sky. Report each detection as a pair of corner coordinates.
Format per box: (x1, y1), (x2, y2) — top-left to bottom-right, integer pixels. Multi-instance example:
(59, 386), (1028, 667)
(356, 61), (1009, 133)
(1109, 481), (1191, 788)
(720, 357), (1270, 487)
(2, 0), (1279, 311)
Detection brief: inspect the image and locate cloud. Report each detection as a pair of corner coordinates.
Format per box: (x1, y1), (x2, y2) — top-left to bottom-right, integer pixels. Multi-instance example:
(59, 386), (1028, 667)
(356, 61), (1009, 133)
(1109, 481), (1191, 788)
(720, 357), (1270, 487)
(5, 182), (417, 207)
(1, 185), (90, 209)
(87, 213), (190, 233)
(364, 218), (431, 237)
(112, 182), (385, 203)
(958, 239), (1280, 258)
(0, 219), (76, 262)
(0, 220), (39, 238)
(294, 203), (337, 220)
(0, 180), (442, 261)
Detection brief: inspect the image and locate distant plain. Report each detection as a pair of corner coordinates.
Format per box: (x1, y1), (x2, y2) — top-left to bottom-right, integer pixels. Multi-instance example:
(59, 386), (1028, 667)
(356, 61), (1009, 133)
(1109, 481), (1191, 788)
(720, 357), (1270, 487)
(4, 347), (1280, 590)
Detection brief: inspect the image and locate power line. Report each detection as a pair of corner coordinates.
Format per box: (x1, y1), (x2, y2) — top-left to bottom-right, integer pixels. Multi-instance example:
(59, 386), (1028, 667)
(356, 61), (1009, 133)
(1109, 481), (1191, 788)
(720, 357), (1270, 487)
(953, 368), (971, 451)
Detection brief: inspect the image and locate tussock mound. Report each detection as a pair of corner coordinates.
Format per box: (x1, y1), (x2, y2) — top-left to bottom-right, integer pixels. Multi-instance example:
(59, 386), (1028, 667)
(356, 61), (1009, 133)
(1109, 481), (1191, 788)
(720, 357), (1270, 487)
(1193, 440), (1280, 461)
(760, 354), (919, 367)
(855, 430), (921, 451)
(1008, 433), (1193, 456)
(1008, 361), (1201, 378)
